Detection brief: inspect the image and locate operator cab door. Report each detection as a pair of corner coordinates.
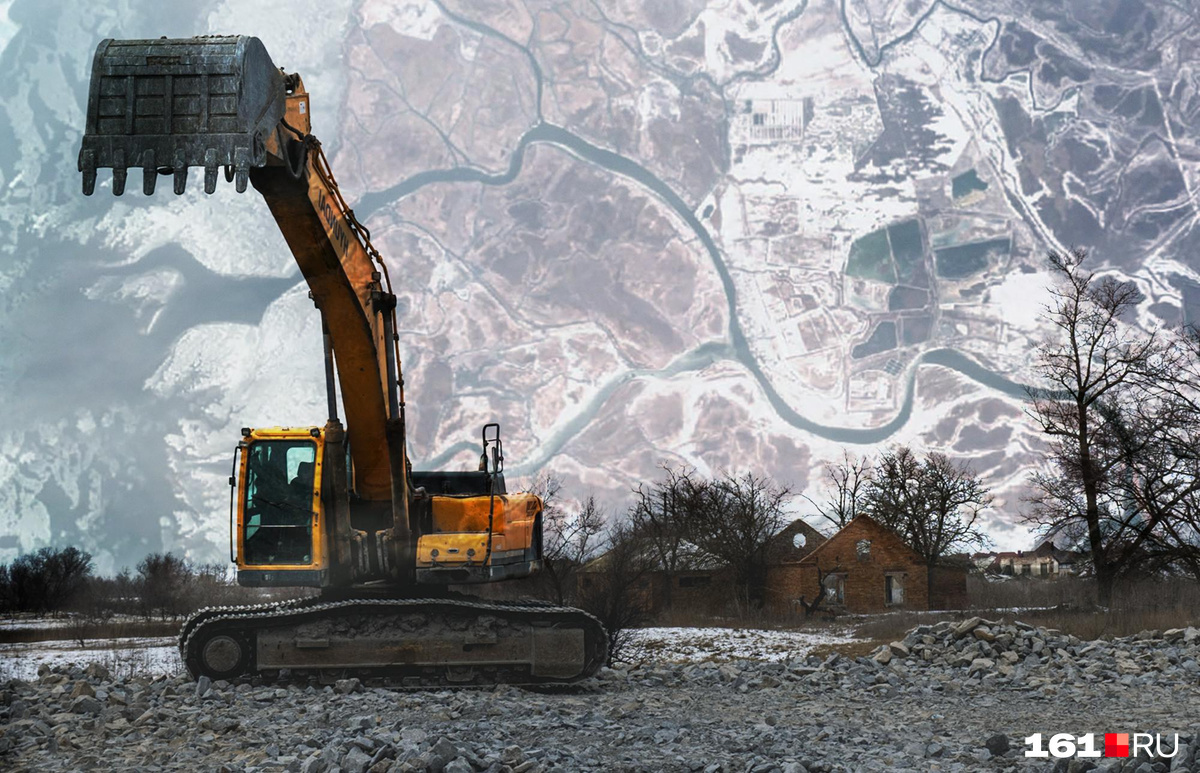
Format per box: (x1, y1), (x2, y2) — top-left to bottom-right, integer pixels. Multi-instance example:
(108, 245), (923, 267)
(234, 432), (326, 585)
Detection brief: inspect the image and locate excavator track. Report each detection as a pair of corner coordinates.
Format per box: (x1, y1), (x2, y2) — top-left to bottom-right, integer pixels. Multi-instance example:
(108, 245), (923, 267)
(180, 598), (607, 688)
(177, 595), (322, 659)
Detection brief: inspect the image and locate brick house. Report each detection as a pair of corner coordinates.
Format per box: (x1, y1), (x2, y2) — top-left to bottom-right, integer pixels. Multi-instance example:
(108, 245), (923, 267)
(786, 515), (967, 613)
(763, 519), (828, 612)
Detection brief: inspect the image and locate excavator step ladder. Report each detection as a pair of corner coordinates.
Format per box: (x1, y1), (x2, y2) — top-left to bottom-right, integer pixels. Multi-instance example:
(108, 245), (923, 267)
(78, 36), (285, 196)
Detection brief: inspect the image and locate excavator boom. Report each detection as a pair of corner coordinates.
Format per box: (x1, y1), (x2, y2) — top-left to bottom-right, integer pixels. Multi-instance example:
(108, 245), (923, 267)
(81, 36), (401, 502)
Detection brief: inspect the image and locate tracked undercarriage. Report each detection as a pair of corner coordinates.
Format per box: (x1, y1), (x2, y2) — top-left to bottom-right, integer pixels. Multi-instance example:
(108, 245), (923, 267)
(180, 597), (608, 688)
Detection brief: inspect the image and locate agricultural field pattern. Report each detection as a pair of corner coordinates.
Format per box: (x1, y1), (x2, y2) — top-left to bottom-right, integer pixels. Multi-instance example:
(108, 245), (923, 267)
(1, 0), (1198, 570)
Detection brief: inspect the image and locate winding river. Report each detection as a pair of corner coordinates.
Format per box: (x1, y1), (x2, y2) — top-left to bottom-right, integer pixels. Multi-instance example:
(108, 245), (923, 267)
(362, 3), (1035, 469)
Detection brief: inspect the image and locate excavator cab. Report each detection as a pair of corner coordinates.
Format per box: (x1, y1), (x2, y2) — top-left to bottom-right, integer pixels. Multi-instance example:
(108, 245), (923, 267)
(230, 423), (543, 588)
(232, 427), (328, 586)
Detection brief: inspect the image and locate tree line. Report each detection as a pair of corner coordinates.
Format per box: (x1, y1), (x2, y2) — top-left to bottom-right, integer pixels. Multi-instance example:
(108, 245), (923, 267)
(0, 547), (272, 621)
(533, 467), (795, 661)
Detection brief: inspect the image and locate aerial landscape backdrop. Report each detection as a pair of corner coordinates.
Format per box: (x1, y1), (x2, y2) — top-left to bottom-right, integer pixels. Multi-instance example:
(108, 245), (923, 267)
(1, 0), (1198, 572)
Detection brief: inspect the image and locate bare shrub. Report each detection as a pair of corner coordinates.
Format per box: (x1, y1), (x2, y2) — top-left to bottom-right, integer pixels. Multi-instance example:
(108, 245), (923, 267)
(541, 486), (606, 606)
(576, 520), (652, 666)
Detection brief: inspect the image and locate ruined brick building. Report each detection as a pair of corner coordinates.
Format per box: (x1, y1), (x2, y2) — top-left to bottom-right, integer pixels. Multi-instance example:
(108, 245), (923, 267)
(578, 515), (966, 617)
(773, 514), (967, 613)
(579, 519), (828, 617)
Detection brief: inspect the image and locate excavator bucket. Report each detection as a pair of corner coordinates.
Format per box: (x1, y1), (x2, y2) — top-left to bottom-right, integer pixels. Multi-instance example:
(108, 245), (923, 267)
(78, 36), (285, 196)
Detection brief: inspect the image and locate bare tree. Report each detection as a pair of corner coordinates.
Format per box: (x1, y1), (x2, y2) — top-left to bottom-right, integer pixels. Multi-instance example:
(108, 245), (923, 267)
(1, 546), (94, 614)
(804, 451), (871, 532)
(627, 464), (706, 609)
(686, 472), (791, 607)
(795, 560), (842, 619)
(864, 446), (990, 597)
(1025, 247), (1172, 603)
(576, 518), (653, 666)
(1075, 328), (1200, 583)
(137, 553), (193, 620)
(542, 494), (606, 605)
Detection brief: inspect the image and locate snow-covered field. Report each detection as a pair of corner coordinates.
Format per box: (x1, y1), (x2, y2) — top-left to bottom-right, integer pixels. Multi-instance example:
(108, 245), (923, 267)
(0, 636), (181, 681)
(626, 626), (858, 663)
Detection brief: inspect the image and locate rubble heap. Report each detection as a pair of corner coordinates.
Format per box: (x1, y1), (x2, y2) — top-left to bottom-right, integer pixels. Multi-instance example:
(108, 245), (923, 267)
(870, 618), (1200, 688)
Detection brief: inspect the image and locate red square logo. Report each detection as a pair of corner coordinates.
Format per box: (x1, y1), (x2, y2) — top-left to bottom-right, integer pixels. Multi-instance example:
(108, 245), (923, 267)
(1105, 733), (1129, 758)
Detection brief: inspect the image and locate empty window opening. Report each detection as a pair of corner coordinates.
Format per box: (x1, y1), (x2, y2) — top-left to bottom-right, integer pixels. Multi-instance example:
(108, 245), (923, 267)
(856, 539), (872, 561)
(823, 573), (845, 605)
(885, 574), (905, 605)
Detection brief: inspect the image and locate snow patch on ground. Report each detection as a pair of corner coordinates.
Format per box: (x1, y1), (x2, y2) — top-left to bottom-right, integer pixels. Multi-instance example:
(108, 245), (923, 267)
(627, 626), (858, 663)
(0, 626), (861, 680)
(0, 636), (181, 682)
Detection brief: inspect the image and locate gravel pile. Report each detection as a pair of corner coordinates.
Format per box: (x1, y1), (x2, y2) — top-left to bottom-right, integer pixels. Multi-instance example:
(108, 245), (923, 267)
(0, 620), (1197, 772)
(869, 618), (1200, 688)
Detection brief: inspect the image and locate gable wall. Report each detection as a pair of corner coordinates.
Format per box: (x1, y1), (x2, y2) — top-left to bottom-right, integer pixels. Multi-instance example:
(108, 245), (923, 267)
(796, 517), (930, 612)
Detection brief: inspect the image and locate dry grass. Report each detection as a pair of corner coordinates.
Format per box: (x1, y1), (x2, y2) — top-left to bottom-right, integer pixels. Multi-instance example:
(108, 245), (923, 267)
(649, 577), (1200, 647)
(651, 605), (855, 635)
(0, 619), (180, 644)
(807, 639), (886, 661)
(851, 577), (1200, 643)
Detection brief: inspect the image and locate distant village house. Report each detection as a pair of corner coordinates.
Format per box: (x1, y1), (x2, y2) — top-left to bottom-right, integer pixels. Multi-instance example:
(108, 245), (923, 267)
(973, 540), (1083, 578)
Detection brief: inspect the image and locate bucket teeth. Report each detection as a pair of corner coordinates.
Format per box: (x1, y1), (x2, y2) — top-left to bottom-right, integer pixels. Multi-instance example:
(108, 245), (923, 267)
(224, 165), (235, 183)
(112, 149), (126, 196)
(142, 150), (157, 195)
(234, 147), (250, 193)
(173, 150), (188, 195)
(203, 149), (218, 194)
(80, 149), (97, 196)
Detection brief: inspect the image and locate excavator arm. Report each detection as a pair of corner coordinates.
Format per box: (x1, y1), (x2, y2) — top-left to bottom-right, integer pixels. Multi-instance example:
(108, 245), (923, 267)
(80, 37), (403, 502)
(80, 37), (412, 575)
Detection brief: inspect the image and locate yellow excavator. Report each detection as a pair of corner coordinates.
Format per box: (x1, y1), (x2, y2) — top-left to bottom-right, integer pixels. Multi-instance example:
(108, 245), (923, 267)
(78, 36), (605, 686)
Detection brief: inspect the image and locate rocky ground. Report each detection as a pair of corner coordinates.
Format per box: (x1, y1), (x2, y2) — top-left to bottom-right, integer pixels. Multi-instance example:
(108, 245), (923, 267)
(1, 619), (1198, 772)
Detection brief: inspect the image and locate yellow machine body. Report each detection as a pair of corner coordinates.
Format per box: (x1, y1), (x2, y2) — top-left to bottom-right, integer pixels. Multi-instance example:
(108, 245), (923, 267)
(416, 493), (542, 575)
(233, 426), (543, 587)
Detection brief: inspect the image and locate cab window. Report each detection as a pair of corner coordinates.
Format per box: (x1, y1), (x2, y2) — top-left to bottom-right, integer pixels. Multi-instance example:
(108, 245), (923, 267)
(243, 440), (316, 565)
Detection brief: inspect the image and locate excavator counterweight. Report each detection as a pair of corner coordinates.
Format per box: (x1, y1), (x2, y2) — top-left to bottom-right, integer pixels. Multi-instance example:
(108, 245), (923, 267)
(77, 36), (607, 685)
